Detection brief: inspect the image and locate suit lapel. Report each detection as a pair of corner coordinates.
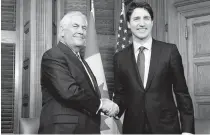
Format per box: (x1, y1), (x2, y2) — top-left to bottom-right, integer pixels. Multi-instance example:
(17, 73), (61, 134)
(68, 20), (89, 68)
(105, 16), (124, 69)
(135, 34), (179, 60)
(127, 44), (145, 90)
(57, 42), (85, 74)
(57, 42), (100, 97)
(145, 39), (162, 90)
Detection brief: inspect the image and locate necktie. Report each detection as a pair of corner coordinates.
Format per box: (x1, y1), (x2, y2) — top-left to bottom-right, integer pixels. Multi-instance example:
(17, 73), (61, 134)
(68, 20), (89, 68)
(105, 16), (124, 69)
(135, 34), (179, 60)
(76, 54), (101, 97)
(137, 46), (146, 85)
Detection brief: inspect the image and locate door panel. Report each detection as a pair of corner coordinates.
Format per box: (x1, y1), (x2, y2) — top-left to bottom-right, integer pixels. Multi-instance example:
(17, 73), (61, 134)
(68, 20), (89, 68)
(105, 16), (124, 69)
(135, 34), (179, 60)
(187, 15), (210, 119)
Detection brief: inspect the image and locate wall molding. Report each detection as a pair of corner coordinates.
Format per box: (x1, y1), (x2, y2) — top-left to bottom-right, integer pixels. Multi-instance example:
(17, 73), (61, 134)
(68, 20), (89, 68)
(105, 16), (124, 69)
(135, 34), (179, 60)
(174, 0), (210, 8)
(174, 0), (210, 16)
(29, 0), (53, 118)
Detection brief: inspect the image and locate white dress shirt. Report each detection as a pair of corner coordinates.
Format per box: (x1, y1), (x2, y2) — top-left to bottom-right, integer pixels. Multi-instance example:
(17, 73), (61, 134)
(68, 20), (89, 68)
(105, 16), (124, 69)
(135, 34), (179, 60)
(133, 38), (152, 88)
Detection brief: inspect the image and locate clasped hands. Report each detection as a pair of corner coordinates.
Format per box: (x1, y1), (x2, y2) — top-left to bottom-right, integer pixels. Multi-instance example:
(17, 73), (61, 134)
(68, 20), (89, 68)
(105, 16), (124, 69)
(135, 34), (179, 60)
(100, 98), (119, 118)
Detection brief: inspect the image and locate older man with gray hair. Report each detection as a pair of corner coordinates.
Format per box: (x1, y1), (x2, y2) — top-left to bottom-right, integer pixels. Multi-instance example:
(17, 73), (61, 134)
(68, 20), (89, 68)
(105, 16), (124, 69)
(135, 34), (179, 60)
(38, 11), (119, 134)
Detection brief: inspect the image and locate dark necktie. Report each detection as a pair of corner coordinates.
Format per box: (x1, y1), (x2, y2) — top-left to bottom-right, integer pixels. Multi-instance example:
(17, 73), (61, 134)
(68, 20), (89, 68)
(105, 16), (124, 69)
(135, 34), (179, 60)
(76, 54), (101, 97)
(137, 46), (146, 85)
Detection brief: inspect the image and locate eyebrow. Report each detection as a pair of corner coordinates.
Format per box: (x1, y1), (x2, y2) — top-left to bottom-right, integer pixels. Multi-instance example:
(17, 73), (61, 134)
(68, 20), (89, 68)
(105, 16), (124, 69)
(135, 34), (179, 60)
(72, 23), (79, 26)
(72, 23), (87, 28)
(133, 16), (140, 19)
(144, 16), (151, 18)
(132, 15), (151, 19)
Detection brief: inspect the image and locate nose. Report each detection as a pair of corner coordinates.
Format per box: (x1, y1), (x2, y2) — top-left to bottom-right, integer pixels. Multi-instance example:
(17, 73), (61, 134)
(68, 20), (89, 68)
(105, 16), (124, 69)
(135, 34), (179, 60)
(77, 26), (84, 35)
(139, 19), (145, 27)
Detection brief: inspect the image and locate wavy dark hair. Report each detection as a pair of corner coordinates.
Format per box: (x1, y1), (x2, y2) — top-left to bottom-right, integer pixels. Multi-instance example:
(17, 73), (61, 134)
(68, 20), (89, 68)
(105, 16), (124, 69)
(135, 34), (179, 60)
(126, 1), (154, 22)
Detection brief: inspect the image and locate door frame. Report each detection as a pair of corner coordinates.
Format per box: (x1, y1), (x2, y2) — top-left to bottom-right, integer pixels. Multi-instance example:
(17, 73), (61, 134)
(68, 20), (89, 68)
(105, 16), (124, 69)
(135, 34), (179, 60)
(174, 0), (210, 80)
(14, 0), (24, 133)
(174, 0), (210, 118)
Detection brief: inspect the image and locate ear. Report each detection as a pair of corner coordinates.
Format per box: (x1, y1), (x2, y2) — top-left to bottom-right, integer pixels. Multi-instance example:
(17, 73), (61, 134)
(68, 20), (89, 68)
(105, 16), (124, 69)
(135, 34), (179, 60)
(60, 26), (65, 37)
(127, 21), (131, 29)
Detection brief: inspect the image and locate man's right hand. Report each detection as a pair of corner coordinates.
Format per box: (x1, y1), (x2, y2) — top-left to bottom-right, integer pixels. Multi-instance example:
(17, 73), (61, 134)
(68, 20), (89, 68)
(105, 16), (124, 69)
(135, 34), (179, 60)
(101, 98), (119, 117)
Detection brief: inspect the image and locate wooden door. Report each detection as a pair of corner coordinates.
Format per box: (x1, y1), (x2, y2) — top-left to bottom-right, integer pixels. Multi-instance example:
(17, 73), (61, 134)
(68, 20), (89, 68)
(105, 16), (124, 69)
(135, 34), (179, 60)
(187, 15), (210, 119)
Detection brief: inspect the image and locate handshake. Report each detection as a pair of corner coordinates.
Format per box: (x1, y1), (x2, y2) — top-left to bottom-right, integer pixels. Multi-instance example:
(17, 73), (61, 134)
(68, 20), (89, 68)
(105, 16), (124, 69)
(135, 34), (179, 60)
(100, 98), (119, 118)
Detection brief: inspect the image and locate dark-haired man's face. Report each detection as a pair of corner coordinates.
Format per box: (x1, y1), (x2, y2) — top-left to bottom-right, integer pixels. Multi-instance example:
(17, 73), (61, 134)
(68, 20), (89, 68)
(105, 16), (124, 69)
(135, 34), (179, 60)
(127, 8), (153, 41)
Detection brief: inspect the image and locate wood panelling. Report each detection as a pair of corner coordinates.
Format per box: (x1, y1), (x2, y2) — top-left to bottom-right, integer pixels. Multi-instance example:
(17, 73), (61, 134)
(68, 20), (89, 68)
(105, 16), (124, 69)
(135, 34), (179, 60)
(95, 0), (114, 9)
(194, 63), (210, 96)
(165, 0), (179, 45)
(23, 0), (30, 26)
(192, 18), (210, 97)
(98, 35), (116, 97)
(64, 0), (88, 15)
(198, 103), (210, 119)
(193, 21), (210, 57)
(154, 0), (165, 41)
(95, 0), (115, 35)
(174, 0), (210, 7)
(23, 0), (31, 60)
(96, 18), (114, 35)
(1, 0), (16, 30)
(187, 12), (210, 119)
(1, 43), (15, 133)
(22, 0), (31, 117)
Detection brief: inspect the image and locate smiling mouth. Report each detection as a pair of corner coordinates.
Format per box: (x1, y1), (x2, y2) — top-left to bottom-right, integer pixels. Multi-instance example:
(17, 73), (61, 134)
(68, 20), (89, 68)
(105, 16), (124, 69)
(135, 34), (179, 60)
(74, 36), (84, 39)
(137, 28), (147, 32)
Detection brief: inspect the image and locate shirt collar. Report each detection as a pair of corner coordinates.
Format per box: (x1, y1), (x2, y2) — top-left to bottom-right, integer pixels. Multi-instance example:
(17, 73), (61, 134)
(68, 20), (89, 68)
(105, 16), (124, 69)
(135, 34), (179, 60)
(60, 40), (81, 57)
(133, 37), (152, 53)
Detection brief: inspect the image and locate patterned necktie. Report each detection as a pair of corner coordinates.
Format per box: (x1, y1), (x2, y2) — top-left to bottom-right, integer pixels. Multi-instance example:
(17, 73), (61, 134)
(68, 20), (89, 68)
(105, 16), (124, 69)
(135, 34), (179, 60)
(137, 46), (146, 85)
(76, 53), (101, 97)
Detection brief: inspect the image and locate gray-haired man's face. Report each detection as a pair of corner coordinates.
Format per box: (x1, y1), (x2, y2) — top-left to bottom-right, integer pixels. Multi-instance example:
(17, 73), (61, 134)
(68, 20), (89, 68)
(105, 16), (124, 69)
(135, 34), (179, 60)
(63, 15), (87, 52)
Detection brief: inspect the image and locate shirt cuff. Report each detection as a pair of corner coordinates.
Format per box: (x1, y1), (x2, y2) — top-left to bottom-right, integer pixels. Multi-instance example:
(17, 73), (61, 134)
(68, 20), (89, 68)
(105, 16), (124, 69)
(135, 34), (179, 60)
(182, 132), (193, 135)
(96, 99), (102, 114)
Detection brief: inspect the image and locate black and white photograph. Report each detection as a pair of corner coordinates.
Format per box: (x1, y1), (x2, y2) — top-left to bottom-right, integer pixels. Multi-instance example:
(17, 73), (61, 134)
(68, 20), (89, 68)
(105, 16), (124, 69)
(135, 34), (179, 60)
(1, 0), (210, 134)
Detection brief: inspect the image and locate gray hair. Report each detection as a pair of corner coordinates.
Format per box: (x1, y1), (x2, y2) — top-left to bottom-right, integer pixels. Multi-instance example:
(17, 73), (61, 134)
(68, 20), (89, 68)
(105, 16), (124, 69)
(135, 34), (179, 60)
(58, 11), (87, 41)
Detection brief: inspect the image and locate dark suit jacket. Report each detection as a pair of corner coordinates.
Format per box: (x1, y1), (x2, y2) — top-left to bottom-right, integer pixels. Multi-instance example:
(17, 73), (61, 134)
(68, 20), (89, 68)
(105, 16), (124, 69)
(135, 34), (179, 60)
(38, 42), (101, 134)
(113, 39), (194, 134)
